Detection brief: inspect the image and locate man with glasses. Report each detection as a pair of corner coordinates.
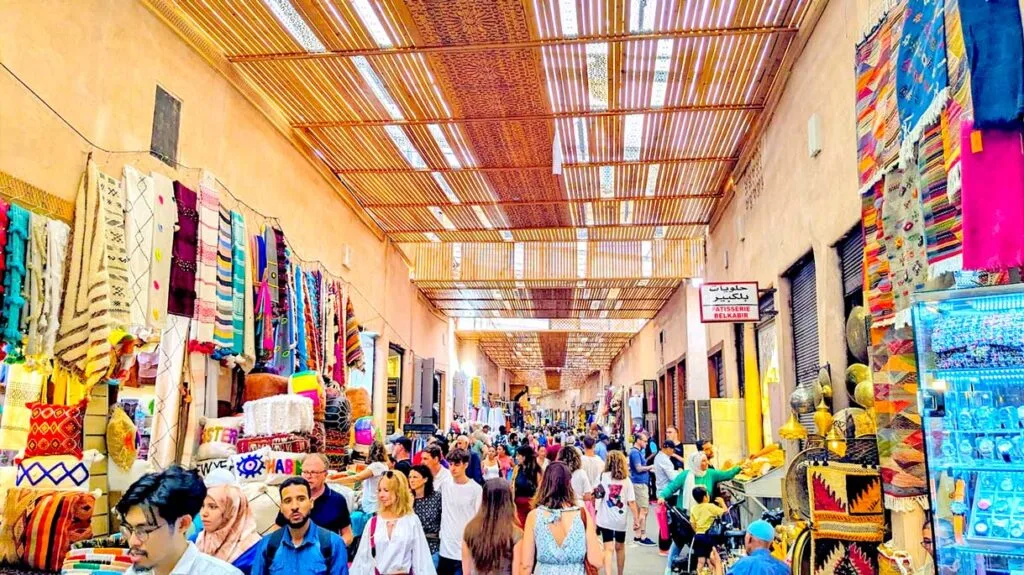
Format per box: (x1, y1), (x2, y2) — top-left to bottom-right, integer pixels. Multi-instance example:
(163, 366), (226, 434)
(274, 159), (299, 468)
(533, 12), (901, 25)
(274, 453), (353, 546)
(118, 466), (242, 575)
(251, 476), (348, 575)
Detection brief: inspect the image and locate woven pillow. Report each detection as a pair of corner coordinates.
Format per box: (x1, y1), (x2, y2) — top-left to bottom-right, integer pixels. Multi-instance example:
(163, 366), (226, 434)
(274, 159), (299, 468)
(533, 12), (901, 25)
(15, 450), (102, 491)
(324, 396), (351, 432)
(241, 482), (282, 535)
(289, 371), (323, 409)
(265, 451), (305, 485)
(197, 416), (243, 460)
(23, 490), (95, 571)
(230, 447), (270, 483)
(24, 400), (86, 458)
(108, 458), (153, 493)
(107, 406), (138, 471)
(194, 458), (233, 479)
(242, 395), (313, 437)
(236, 433), (310, 454)
(64, 547), (132, 572)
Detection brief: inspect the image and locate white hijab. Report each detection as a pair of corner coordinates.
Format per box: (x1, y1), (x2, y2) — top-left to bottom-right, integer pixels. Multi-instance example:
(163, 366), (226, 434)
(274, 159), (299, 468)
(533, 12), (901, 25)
(681, 451), (708, 512)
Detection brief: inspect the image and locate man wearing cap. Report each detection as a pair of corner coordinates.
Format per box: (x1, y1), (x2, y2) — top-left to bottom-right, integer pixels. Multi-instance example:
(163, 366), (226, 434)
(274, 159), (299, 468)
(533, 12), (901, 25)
(726, 520), (788, 575)
(391, 436), (413, 477)
(652, 440), (679, 556)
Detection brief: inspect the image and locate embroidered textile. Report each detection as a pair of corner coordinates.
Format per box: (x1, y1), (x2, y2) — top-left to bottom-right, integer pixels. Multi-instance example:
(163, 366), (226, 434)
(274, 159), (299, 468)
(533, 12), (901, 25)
(148, 172), (176, 331)
(881, 166), (928, 318)
(235, 434), (310, 455)
(292, 264), (308, 369)
(812, 538), (880, 575)
(15, 455), (93, 489)
(23, 400), (86, 459)
(241, 218), (256, 371)
(959, 0), (1024, 128)
(23, 214), (48, 361)
(169, 182), (198, 318)
(345, 297), (364, 371)
(149, 314), (190, 470)
(855, 6), (903, 187)
(22, 489), (95, 571)
(917, 121), (962, 274)
(942, 0), (971, 188)
(0, 204), (29, 359)
(193, 176), (220, 346)
(241, 395), (314, 437)
(960, 121), (1024, 270)
(0, 487), (51, 564)
(0, 201), (9, 307)
(99, 171), (130, 328)
(272, 230), (294, 377)
(230, 211), (246, 356)
(123, 166), (155, 336)
(895, 0), (948, 161)
(0, 365), (45, 451)
(213, 206), (233, 351)
(808, 462), (885, 541)
(42, 219), (70, 358)
(862, 180), (895, 325)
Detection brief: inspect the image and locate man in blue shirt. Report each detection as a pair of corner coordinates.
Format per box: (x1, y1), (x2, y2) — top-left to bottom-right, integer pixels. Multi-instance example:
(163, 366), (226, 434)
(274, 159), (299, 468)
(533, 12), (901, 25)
(595, 433), (609, 461)
(250, 477), (348, 575)
(727, 520), (789, 575)
(629, 433), (655, 546)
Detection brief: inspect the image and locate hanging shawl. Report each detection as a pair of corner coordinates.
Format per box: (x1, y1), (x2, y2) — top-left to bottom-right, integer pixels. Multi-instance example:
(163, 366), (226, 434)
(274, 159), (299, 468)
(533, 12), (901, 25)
(147, 172), (176, 332)
(293, 264), (308, 369)
(230, 211), (246, 356)
(253, 234), (273, 364)
(98, 172), (130, 330)
(264, 226), (280, 315)
(345, 296), (364, 371)
(54, 160), (116, 387)
(169, 182), (199, 319)
(895, 0), (949, 164)
(23, 213), (48, 362)
(213, 206), (233, 352)
(42, 220), (70, 358)
(332, 284), (346, 385)
(273, 240), (295, 377)
(302, 271), (321, 371)
(0, 200), (9, 310)
(240, 219), (256, 372)
(1, 204), (29, 360)
(123, 166), (155, 337)
(193, 174), (220, 347)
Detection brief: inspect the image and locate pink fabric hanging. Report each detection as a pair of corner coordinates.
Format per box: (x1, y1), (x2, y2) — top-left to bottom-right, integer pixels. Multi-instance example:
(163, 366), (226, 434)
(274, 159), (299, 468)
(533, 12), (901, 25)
(961, 121), (1024, 270)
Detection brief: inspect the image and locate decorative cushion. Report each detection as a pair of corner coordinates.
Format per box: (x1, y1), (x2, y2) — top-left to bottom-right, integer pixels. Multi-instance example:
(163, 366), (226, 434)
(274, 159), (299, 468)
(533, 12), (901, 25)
(309, 422), (326, 453)
(197, 416), (243, 460)
(23, 490), (95, 571)
(236, 433), (310, 454)
(194, 458), (233, 479)
(63, 546), (132, 572)
(289, 371), (323, 409)
(243, 372), (289, 405)
(23, 401), (86, 458)
(325, 428), (349, 453)
(108, 459), (153, 493)
(324, 396), (351, 432)
(345, 387), (371, 421)
(265, 451), (304, 485)
(241, 482), (282, 535)
(15, 451), (102, 491)
(106, 406), (138, 471)
(230, 448), (270, 483)
(242, 395), (313, 437)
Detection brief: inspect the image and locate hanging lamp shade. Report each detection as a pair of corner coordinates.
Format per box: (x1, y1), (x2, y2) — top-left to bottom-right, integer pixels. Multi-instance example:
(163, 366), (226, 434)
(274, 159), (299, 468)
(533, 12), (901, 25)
(779, 413), (808, 440)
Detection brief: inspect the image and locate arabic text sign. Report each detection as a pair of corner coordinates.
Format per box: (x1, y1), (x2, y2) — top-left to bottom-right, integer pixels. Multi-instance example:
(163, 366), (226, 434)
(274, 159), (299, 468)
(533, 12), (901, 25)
(699, 282), (760, 323)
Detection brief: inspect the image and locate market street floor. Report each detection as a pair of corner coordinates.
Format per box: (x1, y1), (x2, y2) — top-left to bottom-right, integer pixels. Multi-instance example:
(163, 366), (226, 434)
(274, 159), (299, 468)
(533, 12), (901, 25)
(621, 512), (666, 575)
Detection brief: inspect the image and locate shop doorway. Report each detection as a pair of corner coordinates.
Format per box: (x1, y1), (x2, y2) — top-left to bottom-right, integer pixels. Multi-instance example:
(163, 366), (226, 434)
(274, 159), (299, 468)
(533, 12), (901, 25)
(386, 344), (405, 435)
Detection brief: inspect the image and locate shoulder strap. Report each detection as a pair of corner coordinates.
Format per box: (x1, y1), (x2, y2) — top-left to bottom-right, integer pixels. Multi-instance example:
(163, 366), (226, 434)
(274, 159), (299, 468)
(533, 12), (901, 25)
(369, 515), (380, 575)
(262, 528), (286, 568)
(316, 526), (333, 569)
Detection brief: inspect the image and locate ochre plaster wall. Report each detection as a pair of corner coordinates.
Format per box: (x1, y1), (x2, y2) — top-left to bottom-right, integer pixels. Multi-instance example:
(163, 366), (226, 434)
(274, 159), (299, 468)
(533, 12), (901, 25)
(0, 0), (448, 431)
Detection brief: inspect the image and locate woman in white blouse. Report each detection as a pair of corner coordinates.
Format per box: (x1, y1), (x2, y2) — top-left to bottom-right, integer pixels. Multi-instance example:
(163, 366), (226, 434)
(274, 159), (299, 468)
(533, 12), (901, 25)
(352, 469), (437, 575)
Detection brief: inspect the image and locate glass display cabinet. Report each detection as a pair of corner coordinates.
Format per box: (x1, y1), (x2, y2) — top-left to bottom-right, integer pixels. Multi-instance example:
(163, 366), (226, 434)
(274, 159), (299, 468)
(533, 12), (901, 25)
(914, 284), (1024, 574)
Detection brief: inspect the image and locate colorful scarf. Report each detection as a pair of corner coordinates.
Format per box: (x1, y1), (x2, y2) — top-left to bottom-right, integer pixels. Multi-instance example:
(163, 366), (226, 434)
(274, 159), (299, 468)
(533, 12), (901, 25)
(42, 219), (70, 358)
(881, 166), (928, 321)
(195, 485), (261, 563)
(193, 175), (221, 346)
(855, 5), (903, 188)
(273, 241), (294, 377)
(253, 234), (273, 363)
(959, 0), (1024, 129)
(896, 0), (948, 164)
(169, 182), (198, 319)
(264, 226), (280, 316)
(147, 172), (176, 331)
(22, 213), (48, 361)
(55, 160), (115, 387)
(123, 166), (155, 336)
(941, 0), (972, 194)
(862, 180), (895, 325)
(0, 200), (9, 308)
(293, 264), (308, 370)
(960, 121), (1024, 271)
(241, 219), (256, 372)
(213, 206), (233, 352)
(1, 204), (29, 359)
(918, 121), (962, 277)
(345, 296), (365, 370)
(230, 211), (246, 356)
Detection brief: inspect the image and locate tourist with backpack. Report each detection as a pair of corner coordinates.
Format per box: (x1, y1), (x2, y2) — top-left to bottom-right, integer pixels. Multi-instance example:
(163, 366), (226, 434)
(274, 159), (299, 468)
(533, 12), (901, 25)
(249, 477), (348, 575)
(351, 469), (436, 575)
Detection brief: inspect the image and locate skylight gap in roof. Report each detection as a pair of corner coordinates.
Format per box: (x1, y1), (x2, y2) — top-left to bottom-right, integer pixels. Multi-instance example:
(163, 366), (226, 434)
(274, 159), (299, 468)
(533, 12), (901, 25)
(428, 124), (461, 168)
(651, 39), (674, 108)
(472, 206), (493, 229)
(629, 0), (659, 32)
(263, 0), (326, 52)
(599, 166), (614, 198)
(353, 56), (403, 120)
(623, 114), (644, 161)
(573, 118), (590, 163)
(586, 43), (609, 111)
(385, 125), (426, 168)
(351, 0), (393, 48)
(431, 172), (460, 204)
(559, 0), (579, 37)
(645, 165), (661, 197)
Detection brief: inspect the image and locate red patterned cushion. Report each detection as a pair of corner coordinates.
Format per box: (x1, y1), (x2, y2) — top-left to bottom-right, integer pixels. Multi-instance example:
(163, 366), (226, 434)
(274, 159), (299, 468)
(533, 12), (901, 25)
(236, 433), (310, 454)
(24, 401), (86, 458)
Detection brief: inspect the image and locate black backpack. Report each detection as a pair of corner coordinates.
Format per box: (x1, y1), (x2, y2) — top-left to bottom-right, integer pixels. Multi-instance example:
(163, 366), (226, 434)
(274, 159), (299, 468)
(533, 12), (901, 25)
(261, 525), (334, 572)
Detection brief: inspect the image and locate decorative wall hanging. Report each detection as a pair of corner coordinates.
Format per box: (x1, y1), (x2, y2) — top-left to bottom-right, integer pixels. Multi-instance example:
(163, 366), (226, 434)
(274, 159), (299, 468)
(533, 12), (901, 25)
(960, 121), (1024, 271)
(958, 0), (1024, 128)
(856, 4), (903, 189)
(895, 0), (949, 164)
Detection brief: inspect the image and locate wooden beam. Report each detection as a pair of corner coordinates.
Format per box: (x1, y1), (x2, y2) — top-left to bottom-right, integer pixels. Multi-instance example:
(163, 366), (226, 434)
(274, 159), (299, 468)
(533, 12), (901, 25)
(383, 221), (708, 234)
(709, 0), (829, 232)
(229, 26), (798, 62)
(336, 157), (737, 175)
(295, 104), (763, 129)
(362, 192), (723, 209)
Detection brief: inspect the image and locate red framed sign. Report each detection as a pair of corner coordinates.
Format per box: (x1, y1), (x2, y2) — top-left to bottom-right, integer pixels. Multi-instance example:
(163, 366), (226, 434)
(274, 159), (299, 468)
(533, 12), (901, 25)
(699, 282), (760, 323)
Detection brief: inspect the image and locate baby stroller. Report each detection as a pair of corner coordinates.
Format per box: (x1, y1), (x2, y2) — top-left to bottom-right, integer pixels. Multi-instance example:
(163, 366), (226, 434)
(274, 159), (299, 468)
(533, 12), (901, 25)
(667, 506), (696, 574)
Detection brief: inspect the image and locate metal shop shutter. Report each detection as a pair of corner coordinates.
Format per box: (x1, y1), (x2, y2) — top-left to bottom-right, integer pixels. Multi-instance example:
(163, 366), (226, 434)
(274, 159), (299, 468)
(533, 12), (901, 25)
(838, 227), (864, 297)
(789, 256), (819, 432)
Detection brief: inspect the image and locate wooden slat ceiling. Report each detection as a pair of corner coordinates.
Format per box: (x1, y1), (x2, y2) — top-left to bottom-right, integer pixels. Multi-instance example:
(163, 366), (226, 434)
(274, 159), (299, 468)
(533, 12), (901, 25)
(153, 0), (814, 388)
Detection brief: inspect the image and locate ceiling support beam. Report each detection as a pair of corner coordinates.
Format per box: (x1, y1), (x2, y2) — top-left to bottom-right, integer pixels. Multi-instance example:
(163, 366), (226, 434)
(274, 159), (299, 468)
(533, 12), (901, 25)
(381, 221), (707, 234)
(228, 26), (798, 62)
(294, 104), (763, 129)
(361, 192), (723, 209)
(335, 157), (737, 175)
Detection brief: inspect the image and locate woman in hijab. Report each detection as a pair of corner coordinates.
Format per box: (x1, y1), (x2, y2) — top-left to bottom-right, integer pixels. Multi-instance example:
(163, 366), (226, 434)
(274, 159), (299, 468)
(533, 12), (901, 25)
(657, 451), (741, 575)
(195, 483), (263, 574)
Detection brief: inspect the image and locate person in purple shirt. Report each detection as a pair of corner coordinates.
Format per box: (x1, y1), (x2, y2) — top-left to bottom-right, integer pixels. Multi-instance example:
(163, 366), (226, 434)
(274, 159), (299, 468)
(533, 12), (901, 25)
(726, 520), (789, 575)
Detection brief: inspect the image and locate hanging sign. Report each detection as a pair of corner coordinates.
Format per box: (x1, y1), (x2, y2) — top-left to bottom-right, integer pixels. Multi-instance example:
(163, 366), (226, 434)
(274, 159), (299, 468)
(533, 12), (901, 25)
(699, 282), (760, 323)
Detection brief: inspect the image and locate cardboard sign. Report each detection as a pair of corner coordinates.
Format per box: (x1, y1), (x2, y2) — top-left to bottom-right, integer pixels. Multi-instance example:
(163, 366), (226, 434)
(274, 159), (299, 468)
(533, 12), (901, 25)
(699, 282), (760, 323)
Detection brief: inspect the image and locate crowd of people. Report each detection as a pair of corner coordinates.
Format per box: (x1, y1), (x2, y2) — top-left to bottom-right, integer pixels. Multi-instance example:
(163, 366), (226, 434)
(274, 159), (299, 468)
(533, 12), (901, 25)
(114, 422), (788, 575)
